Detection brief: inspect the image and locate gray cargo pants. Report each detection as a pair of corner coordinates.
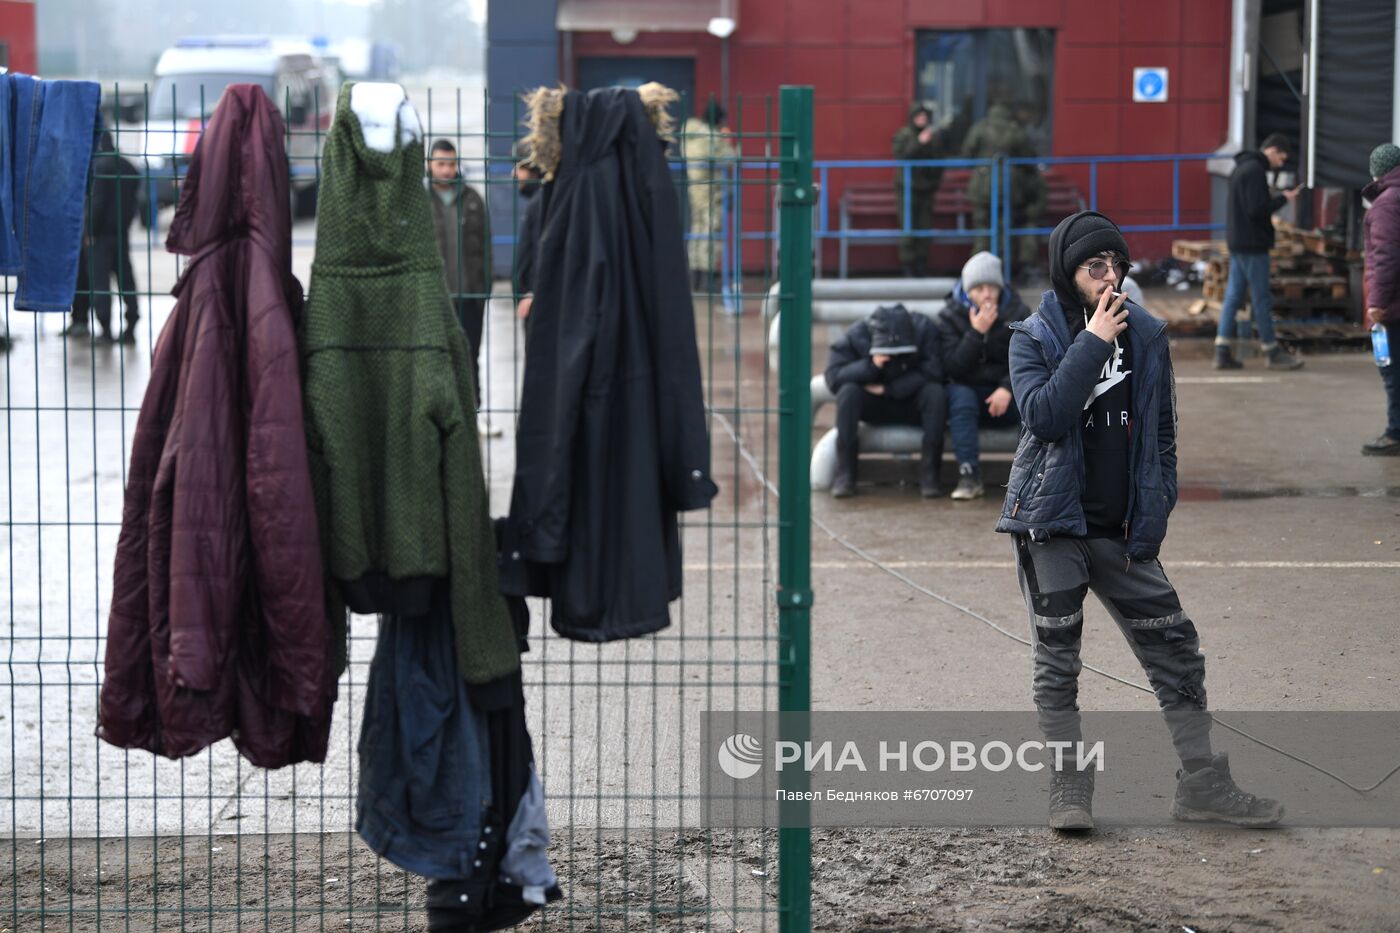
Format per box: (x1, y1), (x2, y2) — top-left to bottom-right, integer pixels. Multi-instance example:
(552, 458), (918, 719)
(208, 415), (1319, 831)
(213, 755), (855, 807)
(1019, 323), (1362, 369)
(1012, 534), (1212, 764)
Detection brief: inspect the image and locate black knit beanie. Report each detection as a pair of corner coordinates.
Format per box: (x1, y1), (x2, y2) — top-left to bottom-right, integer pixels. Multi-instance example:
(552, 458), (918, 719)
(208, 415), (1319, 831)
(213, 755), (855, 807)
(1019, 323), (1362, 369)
(1049, 211), (1130, 312)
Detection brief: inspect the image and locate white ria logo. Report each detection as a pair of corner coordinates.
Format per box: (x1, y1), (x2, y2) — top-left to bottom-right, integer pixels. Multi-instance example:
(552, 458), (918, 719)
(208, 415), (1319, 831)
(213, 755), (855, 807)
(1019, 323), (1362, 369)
(717, 734), (764, 779)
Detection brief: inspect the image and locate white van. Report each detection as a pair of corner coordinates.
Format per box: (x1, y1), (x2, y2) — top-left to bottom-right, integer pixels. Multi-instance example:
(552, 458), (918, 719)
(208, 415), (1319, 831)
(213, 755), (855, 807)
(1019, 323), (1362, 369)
(122, 36), (334, 221)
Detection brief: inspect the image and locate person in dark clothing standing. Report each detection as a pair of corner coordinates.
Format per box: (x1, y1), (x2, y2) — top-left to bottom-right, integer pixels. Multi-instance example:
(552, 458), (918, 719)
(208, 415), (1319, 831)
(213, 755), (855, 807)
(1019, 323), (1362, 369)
(825, 304), (948, 499)
(998, 211), (1284, 832)
(1362, 143), (1400, 455)
(937, 250), (1029, 500)
(1215, 133), (1304, 370)
(65, 131), (142, 343)
(426, 138), (493, 406)
(892, 102), (945, 278)
(511, 146), (544, 327)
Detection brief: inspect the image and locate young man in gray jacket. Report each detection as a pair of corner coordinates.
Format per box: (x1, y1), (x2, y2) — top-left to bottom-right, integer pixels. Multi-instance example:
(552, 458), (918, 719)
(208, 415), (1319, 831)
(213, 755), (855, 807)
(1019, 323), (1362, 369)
(997, 211), (1284, 832)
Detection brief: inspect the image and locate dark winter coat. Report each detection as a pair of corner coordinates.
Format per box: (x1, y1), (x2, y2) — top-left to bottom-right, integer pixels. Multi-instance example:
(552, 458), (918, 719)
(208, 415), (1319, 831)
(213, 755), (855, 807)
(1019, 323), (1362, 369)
(995, 291), (1178, 561)
(504, 86), (718, 641)
(86, 134), (141, 241)
(824, 304), (945, 400)
(512, 191), (542, 298)
(936, 283), (1030, 390)
(426, 175), (491, 303)
(99, 85), (333, 768)
(1226, 150), (1287, 254)
(1363, 167), (1400, 325)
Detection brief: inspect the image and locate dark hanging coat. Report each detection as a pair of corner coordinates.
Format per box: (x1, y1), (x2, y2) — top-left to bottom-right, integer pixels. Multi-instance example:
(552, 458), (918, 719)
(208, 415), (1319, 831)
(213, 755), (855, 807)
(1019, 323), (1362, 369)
(504, 86), (718, 641)
(98, 85), (334, 768)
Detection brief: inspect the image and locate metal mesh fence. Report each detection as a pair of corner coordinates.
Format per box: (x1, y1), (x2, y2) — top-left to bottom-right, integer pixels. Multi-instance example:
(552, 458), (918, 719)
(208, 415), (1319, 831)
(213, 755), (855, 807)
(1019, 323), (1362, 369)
(1, 78), (813, 931)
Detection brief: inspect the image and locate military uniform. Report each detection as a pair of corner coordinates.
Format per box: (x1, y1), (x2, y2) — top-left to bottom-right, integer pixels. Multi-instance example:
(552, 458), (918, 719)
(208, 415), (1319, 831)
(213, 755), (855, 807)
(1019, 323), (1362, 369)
(680, 116), (736, 277)
(892, 102), (945, 275)
(961, 104), (1046, 266)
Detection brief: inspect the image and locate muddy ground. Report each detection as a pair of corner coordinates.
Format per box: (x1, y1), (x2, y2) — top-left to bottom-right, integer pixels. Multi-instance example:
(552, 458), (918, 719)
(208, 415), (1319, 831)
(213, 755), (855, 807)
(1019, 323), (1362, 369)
(5, 823), (1397, 932)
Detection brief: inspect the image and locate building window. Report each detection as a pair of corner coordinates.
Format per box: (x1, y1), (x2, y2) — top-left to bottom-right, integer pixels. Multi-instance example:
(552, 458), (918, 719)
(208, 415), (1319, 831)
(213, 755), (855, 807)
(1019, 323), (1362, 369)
(915, 29), (1056, 156)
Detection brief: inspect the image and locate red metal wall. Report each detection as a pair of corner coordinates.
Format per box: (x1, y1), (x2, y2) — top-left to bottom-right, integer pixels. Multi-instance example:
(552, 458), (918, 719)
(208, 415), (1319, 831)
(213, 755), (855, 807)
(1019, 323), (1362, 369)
(0, 0), (37, 75)
(571, 0), (1231, 263)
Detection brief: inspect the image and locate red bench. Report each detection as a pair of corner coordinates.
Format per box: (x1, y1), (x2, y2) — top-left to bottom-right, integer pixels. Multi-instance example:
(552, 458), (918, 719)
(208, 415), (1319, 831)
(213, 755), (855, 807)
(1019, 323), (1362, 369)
(836, 169), (1086, 277)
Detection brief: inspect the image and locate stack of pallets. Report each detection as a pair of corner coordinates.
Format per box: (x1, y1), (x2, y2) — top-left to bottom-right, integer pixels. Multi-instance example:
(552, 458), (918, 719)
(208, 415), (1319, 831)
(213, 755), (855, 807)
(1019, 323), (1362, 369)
(1174, 220), (1365, 342)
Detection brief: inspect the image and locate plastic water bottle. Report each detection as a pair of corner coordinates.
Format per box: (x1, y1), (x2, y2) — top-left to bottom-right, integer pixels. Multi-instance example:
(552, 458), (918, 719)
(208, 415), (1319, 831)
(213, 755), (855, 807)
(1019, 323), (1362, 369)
(1374, 323), (1391, 368)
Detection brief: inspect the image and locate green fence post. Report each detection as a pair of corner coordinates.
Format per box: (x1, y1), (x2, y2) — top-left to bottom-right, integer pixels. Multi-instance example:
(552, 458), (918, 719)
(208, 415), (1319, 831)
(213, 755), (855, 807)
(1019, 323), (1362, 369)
(776, 84), (813, 933)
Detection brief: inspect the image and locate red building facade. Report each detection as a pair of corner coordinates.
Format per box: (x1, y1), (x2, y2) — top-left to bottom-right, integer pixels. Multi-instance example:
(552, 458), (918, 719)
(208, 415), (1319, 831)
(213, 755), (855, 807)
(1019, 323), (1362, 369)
(566, 0), (1232, 264)
(0, 0), (36, 74)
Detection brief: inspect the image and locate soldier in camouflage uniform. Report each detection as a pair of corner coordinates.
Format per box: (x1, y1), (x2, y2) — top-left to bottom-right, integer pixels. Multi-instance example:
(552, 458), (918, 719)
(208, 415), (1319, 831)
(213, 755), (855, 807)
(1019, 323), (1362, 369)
(962, 103), (1046, 269)
(681, 100), (736, 291)
(892, 102), (946, 277)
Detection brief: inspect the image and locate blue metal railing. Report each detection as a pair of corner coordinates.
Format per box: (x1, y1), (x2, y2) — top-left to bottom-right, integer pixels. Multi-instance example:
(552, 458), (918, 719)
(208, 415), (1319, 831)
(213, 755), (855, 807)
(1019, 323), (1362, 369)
(264, 150), (1222, 299)
(1000, 152), (1223, 281)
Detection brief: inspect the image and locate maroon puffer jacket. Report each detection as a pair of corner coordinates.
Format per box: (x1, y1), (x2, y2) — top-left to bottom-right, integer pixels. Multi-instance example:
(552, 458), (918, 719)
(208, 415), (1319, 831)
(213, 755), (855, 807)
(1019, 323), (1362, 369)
(1364, 167), (1400, 325)
(98, 85), (333, 768)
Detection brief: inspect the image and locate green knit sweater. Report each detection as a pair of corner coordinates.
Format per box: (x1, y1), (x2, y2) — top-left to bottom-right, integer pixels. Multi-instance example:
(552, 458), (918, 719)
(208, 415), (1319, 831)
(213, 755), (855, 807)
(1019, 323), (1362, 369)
(300, 83), (518, 684)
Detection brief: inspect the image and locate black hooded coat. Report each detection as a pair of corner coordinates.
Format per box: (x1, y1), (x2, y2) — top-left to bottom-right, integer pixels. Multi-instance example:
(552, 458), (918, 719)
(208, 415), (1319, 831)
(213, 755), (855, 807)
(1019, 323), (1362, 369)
(504, 87), (718, 641)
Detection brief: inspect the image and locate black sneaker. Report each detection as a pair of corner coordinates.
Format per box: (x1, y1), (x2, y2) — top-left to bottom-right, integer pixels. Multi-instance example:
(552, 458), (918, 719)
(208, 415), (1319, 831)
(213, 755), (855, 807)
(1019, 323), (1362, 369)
(1048, 767), (1094, 831)
(1361, 434), (1400, 456)
(1171, 753), (1284, 826)
(60, 321), (90, 338)
(1265, 346), (1304, 371)
(950, 462), (984, 500)
(1213, 345), (1243, 370)
(831, 473), (857, 499)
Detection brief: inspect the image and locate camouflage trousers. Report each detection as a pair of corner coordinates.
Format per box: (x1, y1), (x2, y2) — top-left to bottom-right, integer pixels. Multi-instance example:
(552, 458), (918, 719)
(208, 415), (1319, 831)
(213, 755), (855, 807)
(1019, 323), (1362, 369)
(687, 184), (725, 273)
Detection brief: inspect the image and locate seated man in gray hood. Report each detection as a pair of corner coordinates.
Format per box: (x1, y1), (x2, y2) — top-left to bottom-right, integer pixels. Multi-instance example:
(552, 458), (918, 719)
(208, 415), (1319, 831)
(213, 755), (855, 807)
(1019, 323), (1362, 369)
(824, 303), (947, 498)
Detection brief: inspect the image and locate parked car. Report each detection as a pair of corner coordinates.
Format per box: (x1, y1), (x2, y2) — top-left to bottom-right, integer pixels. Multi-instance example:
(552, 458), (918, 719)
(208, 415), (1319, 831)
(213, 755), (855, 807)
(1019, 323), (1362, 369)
(121, 36), (334, 223)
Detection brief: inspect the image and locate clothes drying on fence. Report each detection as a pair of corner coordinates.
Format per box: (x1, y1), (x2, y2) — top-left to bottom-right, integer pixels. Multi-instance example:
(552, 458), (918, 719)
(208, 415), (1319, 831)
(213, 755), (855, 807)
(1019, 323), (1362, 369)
(503, 83), (718, 642)
(0, 72), (101, 311)
(99, 85), (334, 768)
(357, 580), (560, 924)
(299, 81), (519, 686)
(356, 591), (494, 880)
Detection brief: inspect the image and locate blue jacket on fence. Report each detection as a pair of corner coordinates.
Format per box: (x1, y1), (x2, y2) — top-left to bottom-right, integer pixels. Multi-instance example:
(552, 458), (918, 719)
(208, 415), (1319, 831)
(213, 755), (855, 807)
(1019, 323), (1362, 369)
(994, 290), (1179, 561)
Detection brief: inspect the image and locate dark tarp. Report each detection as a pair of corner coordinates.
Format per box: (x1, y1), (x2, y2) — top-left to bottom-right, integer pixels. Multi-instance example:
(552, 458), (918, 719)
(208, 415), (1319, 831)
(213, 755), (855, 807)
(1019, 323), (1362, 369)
(1310, 0), (1395, 190)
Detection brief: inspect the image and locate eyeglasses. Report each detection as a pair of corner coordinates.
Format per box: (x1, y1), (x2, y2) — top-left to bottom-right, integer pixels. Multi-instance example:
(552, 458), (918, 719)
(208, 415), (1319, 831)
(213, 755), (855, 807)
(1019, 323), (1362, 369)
(1078, 257), (1129, 281)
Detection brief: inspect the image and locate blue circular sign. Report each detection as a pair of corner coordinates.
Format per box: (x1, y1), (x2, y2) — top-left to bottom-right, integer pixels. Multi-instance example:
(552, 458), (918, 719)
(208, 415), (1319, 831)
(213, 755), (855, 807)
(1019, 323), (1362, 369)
(1137, 72), (1164, 99)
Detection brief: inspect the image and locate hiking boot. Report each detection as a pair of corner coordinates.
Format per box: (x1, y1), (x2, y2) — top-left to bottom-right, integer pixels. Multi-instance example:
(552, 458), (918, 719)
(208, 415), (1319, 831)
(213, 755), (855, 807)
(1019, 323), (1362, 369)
(1048, 767), (1095, 831)
(1213, 344), (1243, 370)
(1171, 753), (1284, 826)
(60, 320), (90, 338)
(1361, 434), (1400, 456)
(1265, 345), (1304, 371)
(950, 462), (984, 500)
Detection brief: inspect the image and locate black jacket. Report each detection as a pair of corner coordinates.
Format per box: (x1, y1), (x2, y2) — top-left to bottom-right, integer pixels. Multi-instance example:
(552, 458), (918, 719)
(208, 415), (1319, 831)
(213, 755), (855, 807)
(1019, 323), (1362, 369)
(87, 148), (141, 241)
(504, 87), (718, 642)
(936, 283), (1030, 390)
(824, 304), (944, 400)
(511, 191), (542, 298)
(1226, 150), (1287, 254)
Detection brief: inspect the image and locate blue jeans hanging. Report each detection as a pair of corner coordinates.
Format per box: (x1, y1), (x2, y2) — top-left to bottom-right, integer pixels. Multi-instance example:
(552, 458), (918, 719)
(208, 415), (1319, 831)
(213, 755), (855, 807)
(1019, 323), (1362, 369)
(0, 73), (101, 312)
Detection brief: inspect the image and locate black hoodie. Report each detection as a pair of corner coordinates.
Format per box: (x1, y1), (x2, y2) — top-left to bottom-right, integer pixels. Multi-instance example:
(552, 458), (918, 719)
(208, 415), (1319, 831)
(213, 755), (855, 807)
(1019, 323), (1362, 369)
(1046, 212), (1133, 536)
(1226, 150), (1287, 253)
